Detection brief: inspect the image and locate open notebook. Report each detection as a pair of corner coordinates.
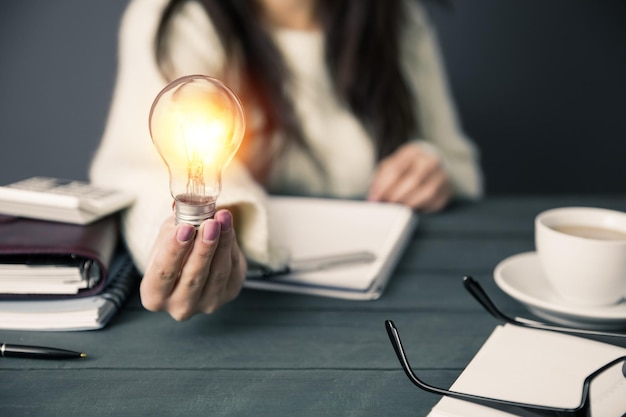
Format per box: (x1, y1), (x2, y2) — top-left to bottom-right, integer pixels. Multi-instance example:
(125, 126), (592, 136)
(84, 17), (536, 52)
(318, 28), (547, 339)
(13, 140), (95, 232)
(244, 197), (417, 300)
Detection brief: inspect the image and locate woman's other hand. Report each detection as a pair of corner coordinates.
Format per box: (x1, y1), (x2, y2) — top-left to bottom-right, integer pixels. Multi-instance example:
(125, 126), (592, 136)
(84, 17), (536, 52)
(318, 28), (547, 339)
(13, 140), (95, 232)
(140, 209), (246, 321)
(368, 142), (452, 212)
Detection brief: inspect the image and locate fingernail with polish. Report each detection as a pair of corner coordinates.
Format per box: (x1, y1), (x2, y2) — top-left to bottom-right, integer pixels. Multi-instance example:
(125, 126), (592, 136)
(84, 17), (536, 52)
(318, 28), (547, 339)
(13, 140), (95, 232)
(203, 220), (220, 242)
(176, 223), (195, 242)
(217, 211), (232, 232)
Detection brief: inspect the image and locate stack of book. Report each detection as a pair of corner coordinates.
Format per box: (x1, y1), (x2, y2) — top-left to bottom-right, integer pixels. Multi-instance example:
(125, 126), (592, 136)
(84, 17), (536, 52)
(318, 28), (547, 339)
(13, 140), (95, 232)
(0, 177), (137, 331)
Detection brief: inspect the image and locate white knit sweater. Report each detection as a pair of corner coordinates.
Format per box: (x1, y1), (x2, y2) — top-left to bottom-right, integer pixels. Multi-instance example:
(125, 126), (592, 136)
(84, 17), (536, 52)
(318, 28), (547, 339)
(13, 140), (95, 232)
(89, 0), (483, 272)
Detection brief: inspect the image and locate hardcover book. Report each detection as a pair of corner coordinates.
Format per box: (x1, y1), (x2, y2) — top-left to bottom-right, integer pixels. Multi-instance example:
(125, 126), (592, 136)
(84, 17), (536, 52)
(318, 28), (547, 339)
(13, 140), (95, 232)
(0, 214), (119, 297)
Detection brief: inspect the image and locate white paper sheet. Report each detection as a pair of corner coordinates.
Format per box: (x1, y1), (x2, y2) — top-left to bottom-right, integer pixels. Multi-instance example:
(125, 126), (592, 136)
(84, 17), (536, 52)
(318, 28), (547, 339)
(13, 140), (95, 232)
(428, 324), (626, 417)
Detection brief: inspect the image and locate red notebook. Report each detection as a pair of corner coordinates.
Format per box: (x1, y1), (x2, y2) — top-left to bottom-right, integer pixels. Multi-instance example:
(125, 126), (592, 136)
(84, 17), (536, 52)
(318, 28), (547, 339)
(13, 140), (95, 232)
(0, 214), (119, 299)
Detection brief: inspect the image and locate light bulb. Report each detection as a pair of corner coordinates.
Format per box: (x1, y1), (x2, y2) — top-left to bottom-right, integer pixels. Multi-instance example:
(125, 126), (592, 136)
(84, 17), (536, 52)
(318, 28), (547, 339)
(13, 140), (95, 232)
(149, 75), (245, 226)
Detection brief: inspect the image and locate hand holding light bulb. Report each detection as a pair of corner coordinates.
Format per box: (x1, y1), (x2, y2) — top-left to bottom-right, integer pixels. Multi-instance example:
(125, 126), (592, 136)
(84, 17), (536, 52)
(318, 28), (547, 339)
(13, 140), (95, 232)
(140, 75), (247, 320)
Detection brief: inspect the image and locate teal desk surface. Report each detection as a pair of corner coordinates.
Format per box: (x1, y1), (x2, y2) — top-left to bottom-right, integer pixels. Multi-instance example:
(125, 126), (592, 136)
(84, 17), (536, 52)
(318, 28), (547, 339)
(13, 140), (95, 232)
(1, 196), (625, 417)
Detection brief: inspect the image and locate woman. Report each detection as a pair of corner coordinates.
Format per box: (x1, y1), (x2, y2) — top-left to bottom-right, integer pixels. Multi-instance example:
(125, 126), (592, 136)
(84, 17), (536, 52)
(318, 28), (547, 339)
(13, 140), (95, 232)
(90, 0), (483, 320)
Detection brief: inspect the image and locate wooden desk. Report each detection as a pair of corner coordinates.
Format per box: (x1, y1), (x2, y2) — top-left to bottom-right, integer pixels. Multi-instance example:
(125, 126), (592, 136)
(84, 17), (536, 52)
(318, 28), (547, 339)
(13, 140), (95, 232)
(2, 196), (625, 417)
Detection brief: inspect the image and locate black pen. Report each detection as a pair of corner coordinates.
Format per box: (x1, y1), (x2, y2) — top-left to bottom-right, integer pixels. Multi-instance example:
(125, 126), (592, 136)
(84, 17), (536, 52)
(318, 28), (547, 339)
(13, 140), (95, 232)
(1, 342), (86, 359)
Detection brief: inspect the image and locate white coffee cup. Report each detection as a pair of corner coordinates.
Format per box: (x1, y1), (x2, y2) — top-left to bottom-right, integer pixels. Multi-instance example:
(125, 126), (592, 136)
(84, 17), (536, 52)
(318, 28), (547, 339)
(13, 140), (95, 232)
(535, 207), (626, 307)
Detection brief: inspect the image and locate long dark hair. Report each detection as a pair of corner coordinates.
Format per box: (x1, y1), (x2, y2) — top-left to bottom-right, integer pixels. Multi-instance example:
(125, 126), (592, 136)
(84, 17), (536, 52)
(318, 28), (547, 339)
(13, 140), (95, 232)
(156, 0), (417, 165)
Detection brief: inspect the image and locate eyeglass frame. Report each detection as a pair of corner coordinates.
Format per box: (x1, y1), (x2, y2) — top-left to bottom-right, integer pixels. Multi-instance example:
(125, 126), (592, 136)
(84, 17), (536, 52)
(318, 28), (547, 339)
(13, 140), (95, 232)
(462, 276), (626, 348)
(385, 275), (626, 417)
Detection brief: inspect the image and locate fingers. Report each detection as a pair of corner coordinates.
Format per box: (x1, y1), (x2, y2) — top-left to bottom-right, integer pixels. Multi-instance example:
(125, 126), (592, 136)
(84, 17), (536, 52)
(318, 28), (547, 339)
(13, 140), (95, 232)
(140, 210), (246, 321)
(405, 169), (452, 213)
(197, 210), (245, 313)
(140, 217), (196, 313)
(226, 235), (247, 299)
(368, 143), (452, 212)
(164, 218), (222, 320)
(368, 144), (415, 202)
(388, 156), (450, 212)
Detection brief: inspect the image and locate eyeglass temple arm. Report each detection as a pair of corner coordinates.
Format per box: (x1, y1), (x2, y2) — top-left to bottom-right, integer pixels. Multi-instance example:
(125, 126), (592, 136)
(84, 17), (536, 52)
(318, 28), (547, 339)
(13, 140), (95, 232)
(462, 276), (514, 323)
(462, 276), (626, 345)
(384, 320), (588, 417)
(385, 319), (450, 397)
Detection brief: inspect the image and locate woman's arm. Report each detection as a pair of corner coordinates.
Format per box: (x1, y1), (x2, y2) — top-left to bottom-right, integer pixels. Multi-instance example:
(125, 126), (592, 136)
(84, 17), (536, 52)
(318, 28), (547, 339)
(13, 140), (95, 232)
(90, 0), (284, 318)
(392, 0), (484, 203)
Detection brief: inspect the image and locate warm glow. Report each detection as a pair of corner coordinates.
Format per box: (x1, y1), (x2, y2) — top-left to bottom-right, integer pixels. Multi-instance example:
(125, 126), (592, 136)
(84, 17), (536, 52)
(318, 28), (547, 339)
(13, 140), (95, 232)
(153, 91), (238, 171)
(149, 75), (245, 224)
(176, 113), (227, 167)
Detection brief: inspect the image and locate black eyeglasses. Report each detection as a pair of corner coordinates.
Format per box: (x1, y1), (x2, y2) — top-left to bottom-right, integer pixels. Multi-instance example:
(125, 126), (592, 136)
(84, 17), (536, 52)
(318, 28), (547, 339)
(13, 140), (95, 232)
(462, 276), (626, 348)
(385, 276), (626, 417)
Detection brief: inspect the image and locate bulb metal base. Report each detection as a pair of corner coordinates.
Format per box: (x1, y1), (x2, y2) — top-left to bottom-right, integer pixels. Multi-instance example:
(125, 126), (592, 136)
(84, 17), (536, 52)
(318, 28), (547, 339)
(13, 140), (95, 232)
(174, 196), (216, 227)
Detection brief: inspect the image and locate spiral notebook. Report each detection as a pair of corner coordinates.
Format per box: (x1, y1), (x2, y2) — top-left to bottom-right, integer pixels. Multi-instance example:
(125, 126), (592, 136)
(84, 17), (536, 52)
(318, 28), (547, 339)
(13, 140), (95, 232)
(0, 250), (139, 331)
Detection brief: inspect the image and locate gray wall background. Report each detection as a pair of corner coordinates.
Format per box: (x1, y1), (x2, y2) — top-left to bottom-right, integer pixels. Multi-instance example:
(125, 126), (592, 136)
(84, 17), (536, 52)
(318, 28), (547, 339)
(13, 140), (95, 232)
(0, 0), (624, 195)
(0, 1), (128, 185)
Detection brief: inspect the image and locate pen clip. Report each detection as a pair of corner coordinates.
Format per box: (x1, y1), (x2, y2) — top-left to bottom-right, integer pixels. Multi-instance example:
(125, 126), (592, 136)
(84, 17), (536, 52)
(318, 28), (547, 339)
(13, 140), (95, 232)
(246, 250), (377, 279)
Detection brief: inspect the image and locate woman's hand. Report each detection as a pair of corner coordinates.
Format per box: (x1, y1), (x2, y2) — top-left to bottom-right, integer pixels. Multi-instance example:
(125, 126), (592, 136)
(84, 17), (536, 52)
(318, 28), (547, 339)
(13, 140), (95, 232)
(368, 142), (452, 212)
(140, 209), (246, 321)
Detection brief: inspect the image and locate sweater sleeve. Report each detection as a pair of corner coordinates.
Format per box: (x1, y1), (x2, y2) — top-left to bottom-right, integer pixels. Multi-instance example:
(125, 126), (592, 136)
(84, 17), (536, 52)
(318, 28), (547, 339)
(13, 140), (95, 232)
(89, 0), (286, 272)
(401, 0), (484, 199)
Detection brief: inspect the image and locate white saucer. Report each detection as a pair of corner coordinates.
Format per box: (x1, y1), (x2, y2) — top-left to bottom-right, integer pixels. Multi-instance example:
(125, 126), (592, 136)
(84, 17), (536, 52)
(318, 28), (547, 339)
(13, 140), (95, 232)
(494, 252), (626, 330)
